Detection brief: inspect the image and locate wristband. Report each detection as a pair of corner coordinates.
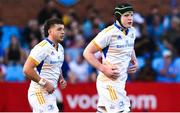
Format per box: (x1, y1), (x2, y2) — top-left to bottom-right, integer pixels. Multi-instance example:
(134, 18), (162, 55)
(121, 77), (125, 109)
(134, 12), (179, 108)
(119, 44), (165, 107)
(38, 78), (47, 86)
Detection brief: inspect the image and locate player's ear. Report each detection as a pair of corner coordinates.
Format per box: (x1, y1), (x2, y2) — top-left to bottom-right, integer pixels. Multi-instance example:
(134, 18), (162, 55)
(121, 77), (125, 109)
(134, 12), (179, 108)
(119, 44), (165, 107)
(48, 29), (51, 35)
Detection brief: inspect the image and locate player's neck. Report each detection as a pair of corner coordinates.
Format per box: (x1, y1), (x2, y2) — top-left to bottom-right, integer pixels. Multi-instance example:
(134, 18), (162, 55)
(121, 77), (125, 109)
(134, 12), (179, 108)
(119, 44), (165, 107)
(48, 36), (58, 45)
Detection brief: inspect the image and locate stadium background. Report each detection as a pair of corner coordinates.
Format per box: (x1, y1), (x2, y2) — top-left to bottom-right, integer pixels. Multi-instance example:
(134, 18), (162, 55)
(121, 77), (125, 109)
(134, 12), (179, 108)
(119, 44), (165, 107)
(0, 0), (180, 112)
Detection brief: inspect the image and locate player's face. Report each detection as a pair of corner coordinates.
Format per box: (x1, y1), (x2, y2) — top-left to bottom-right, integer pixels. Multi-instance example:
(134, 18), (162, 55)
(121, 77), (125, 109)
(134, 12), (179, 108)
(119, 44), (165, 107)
(50, 24), (65, 43)
(121, 11), (133, 28)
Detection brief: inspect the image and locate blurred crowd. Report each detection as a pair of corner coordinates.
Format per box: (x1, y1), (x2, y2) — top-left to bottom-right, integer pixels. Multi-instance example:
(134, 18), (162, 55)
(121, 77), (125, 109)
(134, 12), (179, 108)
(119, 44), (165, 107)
(0, 0), (180, 83)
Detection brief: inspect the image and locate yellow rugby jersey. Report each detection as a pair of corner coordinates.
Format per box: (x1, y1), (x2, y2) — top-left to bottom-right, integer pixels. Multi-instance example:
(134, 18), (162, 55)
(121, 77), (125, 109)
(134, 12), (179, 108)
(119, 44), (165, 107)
(93, 23), (136, 83)
(28, 38), (64, 90)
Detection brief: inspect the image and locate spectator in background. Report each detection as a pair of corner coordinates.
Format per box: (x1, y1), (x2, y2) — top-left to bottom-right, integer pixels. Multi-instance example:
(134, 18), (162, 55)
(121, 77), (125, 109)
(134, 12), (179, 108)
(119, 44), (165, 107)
(37, 0), (62, 26)
(4, 35), (27, 65)
(67, 71), (77, 84)
(65, 23), (85, 61)
(147, 14), (165, 40)
(146, 4), (160, 26)
(88, 68), (97, 82)
(174, 57), (180, 82)
(0, 17), (21, 50)
(147, 14), (166, 56)
(69, 53), (90, 83)
(82, 5), (97, 41)
(0, 18), (3, 41)
(136, 59), (156, 81)
(29, 38), (39, 50)
(134, 20), (157, 60)
(24, 38), (39, 56)
(133, 12), (145, 38)
(5, 63), (25, 82)
(92, 14), (106, 38)
(0, 20), (3, 62)
(163, 6), (180, 30)
(146, 4), (167, 55)
(62, 9), (80, 48)
(22, 19), (42, 45)
(0, 47), (4, 60)
(3, 36), (26, 82)
(0, 67), (4, 81)
(0, 18), (3, 42)
(163, 16), (180, 56)
(0, 58), (6, 81)
(153, 50), (177, 82)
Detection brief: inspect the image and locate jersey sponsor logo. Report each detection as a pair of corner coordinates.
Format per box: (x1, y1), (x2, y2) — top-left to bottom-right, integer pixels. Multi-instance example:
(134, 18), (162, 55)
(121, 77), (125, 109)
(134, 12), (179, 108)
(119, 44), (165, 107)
(128, 94), (157, 109)
(116, 44), (134, 48)
(116, 40), (134, 48)
(50, 60), (63, 64)
(66, 94), (157, 110)
(66, 94), (98, 109)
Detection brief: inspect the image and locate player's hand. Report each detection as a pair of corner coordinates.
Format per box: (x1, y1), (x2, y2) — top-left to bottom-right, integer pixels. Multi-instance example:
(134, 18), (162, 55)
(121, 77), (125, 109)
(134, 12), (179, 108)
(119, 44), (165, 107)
(60, 78), (67, 89)
(101, 63), (120, 80)
(127, 59), (138, 74)
(44, 81), (55, 94)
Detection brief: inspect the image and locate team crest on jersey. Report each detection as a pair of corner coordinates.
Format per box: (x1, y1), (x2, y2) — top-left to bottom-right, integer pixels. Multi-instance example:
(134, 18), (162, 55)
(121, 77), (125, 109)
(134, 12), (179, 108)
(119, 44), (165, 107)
(119, 101), (124, 108)
(131, 33), (134, 38)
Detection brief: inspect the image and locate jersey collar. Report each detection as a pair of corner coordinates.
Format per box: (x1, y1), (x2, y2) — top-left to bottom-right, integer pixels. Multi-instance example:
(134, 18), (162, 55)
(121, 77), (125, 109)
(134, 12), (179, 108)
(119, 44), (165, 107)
(114, 22), (129, 35)
(46, 38), (56, 47)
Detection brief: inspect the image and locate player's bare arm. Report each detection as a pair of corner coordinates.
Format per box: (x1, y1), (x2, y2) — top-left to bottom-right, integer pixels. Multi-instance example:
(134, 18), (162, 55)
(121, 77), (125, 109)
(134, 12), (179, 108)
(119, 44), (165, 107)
(83, 41), (120, 80)
(128, 49), (138, 74)
(23, 57), (54, 94)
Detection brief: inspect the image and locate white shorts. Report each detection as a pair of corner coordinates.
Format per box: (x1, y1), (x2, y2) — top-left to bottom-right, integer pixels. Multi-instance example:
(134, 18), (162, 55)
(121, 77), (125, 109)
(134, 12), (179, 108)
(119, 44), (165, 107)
(96, 80), (130, 113)
(28, 89), (59, 113)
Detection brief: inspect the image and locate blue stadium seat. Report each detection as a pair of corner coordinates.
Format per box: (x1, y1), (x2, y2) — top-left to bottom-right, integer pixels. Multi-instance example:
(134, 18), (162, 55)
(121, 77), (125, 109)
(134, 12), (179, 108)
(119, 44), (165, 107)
(5, 64), (25, 82)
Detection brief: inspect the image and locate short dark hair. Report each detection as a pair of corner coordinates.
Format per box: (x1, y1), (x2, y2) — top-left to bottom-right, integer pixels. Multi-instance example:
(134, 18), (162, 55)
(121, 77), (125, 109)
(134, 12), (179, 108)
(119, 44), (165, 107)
(44, 18), (64, 37)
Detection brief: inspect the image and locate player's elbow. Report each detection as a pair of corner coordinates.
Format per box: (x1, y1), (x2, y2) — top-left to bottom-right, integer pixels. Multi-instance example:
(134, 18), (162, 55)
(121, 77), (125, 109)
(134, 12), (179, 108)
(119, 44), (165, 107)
(23, 66), (27, 75)
(23, 64), (29, 77)
(83, 49), (88, 60)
